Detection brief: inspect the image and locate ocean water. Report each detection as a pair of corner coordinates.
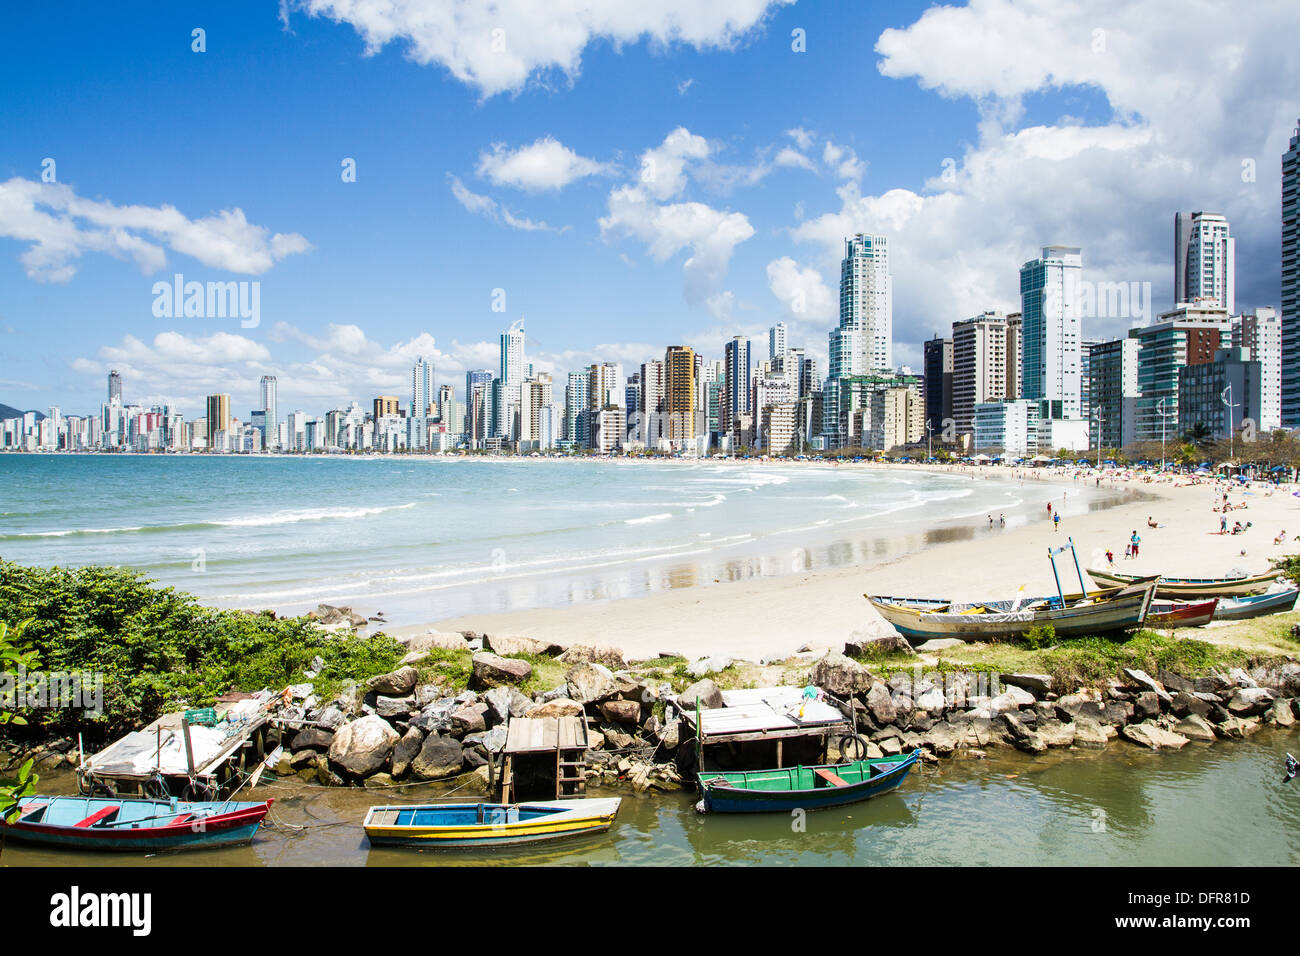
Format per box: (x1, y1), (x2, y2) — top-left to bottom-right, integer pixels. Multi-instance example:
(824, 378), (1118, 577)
(0, 456), (1103, 625)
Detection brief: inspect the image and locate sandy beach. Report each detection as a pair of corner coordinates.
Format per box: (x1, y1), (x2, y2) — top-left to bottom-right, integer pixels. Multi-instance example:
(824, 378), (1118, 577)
(427, 467), (1300, 661)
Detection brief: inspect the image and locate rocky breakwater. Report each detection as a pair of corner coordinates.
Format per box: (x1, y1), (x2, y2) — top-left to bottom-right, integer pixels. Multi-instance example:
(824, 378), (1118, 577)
(812, 650), (1300, 762)
(271, 632), (699, 795)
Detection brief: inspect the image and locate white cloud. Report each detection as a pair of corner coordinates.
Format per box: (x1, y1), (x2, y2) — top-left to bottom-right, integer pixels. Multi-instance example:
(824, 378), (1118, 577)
(0, 178), (311, 283)
(677, 77), (696, 95)
(475, 136), (609, 191)
(638, 127), (712, 200)
(774, 146), (816, 172)
(766, 256), (835, 321)
(822, 140), (865, 181)
(785, 127), (815, 151)
(284, 0), (794, 98)
(599, 184), (755, 307)
(448, 175), (555, 231)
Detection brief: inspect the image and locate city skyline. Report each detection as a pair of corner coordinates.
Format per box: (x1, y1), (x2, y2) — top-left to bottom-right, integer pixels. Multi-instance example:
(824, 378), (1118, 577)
(2, 2), (1299, 420)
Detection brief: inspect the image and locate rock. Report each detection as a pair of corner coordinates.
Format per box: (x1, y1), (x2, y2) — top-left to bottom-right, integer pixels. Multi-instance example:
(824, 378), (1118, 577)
(313, 705), (348, 730)
(844, 634), (916, 658)
(676, 679), (724, 711)
(864, 681), (897, 726)
(525, 698), (585, 719)
(567, 662), (619, 704)
(687, 655), (733, 678)
(290, 727), (335, 751)
(1175, 714), (1216, 741)
(1134, 691), (1162, 720)
(327, 714), (399, 777)
(1122, 668), (1173, 703)
(557, 644), (627, 669)
(1000, 674), (1053, 696)
(1036, 719), (1076, 748)
(915, 685), (946, 713)
(313, 755), (345, 787)
(367, 666), (419, 697)
(1002, 712), (1046, 753)
(375, 694), (416, 719)
(362, 772), (395, 788)
(809, 652), (874, 696)
(1157, 668), (1195, 694)
(599, 699), (642, 725)
(484, 634), (562, 657)
(877, 736), (903, 756)
(1073, 716), (1108, 749)
(1194, 673), (1234, 695)
(1251, 662), (1300, 696)
(482, 685), (532, 724)
(922, 721), (963, 756)
(471, 652), (532, 687)
(914, 638), (965, 652)
(1227, 667), (1258, 688)
(1227, 687), (1276, 717)
(391, 727), (424, 777)
(482, 725), (508, 754)
(1214, 715), (1260, 739)
(462, 747), (488, 770)
(400, 631), (470, 654)
(1171, 691), (1211, 719)
(1121, 721), (1189, 750)
(290, 748), (318, 770)
(451, 702), (489, 735)
(660, 720), (680, 750)
(1268, 698), (1296, 727)
(411, 735), (464, 780)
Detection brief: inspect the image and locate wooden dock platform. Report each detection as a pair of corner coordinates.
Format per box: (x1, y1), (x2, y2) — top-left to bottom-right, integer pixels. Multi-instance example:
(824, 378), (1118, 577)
(679, 686), (850, 771)
(500, 716), (591, 802)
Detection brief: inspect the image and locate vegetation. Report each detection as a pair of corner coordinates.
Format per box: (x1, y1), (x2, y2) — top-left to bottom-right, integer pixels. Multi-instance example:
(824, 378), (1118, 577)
(0, 619), (39, 822)
(0, 560), (404, 743)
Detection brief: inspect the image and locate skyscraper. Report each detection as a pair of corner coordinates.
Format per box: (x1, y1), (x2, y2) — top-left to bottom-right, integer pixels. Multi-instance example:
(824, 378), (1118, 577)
(108, 369), (122, 404)
(769, 322), (787, 361)
(922, 335), (953, 438)
(952, 313), (1011, 440)
(1282, 121), (1300, 426)
(723, 336), (751, 433)
(411, 357), (434, 417)
(259, 375), (278, 445)
(1231, 307), (1282, 432)
(205, 393), (231, 448)
(1019, 246), (1083, 420)
(665, 345), (696, 442)
(834, 234), (892, 375)
(1175, 211), (1235, 312)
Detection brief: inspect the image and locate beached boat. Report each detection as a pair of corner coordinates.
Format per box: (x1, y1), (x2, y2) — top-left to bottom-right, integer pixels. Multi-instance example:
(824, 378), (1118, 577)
(866, 578), (1159, 643)
(4, 795), (272, 851)
(362, 798), (621, 848)
(1146, 598), (1219, 628)
(696, 750), (920, 814)
(1212, 588), (1300, 620)
(1086, 567), (1282, 599)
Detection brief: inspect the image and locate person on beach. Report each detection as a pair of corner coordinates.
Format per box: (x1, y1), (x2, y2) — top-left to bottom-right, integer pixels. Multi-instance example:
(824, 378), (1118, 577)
(1000, 514), (1006, 527)
(1221, 514), (1228, 534)
(1053, 512), (1061, 532)
(1124, 542), (1132, 559)
(1047, 502), (1052, 516)
(1130, 531), (1140, 556)
(989, 514), (994, 528)
(1106, 549), (1115, 566)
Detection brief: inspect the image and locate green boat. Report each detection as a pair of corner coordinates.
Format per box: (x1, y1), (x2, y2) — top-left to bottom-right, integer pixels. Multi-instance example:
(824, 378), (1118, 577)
(696, 750), (921, 813)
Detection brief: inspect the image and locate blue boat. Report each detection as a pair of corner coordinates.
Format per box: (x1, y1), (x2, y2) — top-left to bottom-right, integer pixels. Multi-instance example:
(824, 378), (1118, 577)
(696, 750), (921, 813)
(1212, 588), (1300, 620)
(4, 795), (272, 851)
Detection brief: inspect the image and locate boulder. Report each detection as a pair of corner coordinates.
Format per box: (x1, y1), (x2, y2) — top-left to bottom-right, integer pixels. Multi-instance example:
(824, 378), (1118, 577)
(451, 702), (489, 735)
(482, 685), (532, 724)
(914, 638), (965, 652)
(482, 725), (508, 754)
(686, 656), (733, 678)
(557, 644), (627, 669)
(290, 727), (335, 751)
(1121, 721), (1189, 750)
(410, 735), (465, 780)
(1133, 691), (1162, 720)
(367, 666), (419, 697)
(374, 694), (416, 719)
(989, 685), (1035, 714)
(1174, 714), (1216, 742)
(1214, 715), (1260, 739)
(1193, 672), (1234, 696)
(1000, 674), (1053, 696)
(525, 698), (585, 719)
(809, 652), (874, 697)
(1122, 668), (1173, 703)
(314, 705), (347, 731)
(915, 685), (946, 713)
(1072, 716), (1108, 750)
(1227, 667), (1258, 688)
(566, 662), (618, 704)
(471, 652), (532, 688)
(327, 715), (399, 777)
(1250, 662), (1300, 696)
(599, 699), (643, 725)
(677, 679), (725, 711)
(1171, 691), (1211, 719)
(1036, 719), (1076, 748)
(363, 772), (395, 789)
(391, 727), (425, 777)
(1002, 712), (1046, 754)
(484, 634), (562, 657)
(1157, 668), (1195, 694)
(844, 634), (916, 658)
(1267, 698), (1296, 727)
(922, 721), (963, 756)
(1227, 687), (1276, 717)
(865, 682), (897, 726)
(400, 631), (470, 654)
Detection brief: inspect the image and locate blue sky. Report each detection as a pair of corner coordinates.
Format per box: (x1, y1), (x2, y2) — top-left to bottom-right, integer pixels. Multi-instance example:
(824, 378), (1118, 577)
(2, 0), (1298, 418)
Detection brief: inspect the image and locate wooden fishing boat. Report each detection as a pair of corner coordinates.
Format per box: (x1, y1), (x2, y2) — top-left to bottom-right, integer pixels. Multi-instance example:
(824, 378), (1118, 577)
(4, 795), (271, 851)
(1146, 598), (1219, 628)
(696, 750), (920, 814)
(362, 798), (621, 848)
(866, 578), (1158, 643)
(1212, 588), (1300, 621)
(1087, 567), (1282, 599)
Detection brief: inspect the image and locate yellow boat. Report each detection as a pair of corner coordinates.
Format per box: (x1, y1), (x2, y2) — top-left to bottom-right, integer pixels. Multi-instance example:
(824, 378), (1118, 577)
(363, 798), (621, 848)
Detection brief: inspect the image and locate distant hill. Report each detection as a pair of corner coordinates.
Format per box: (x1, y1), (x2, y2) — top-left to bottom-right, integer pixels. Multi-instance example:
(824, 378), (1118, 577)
(0, 403), (44, 421)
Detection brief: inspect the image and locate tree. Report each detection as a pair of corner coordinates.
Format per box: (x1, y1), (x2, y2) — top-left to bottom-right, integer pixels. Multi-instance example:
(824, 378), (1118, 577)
(0, 618), (38, 824)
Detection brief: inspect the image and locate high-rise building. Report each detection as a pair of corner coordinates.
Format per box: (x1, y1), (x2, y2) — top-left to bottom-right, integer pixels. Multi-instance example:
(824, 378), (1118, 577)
(1282, 121), (1300, 426)
(564, 371), (589, 446)
(1131, 302), (1231, 442)
(952, 312), (1011, 439)
(834, 234), (892, 374)
(1005, 313), (1023, 399)
(205, 393), (231, 448)
(259, 375), (278, 445)
(1020, 245), (1083, 420)
(1086, 338), (1140, 449)
(665, 345), (696, 442)
(1178, 347), (1262, 442)
(769, 323), (787, 361)
(1175, 212), (1235, 312)
(1231, 307), (1282, 432)
(108, 370), (122, 404)
(373, 395), (401, 420)
(871, 387), (925, 452)
(723, 337), (751, 434)
(922, 335), (953, 438)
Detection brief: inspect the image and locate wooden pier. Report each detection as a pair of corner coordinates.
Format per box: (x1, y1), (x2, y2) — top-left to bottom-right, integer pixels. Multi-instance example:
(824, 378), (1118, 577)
(499, 715), (591, 802)
(679, 687), (849, 772)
